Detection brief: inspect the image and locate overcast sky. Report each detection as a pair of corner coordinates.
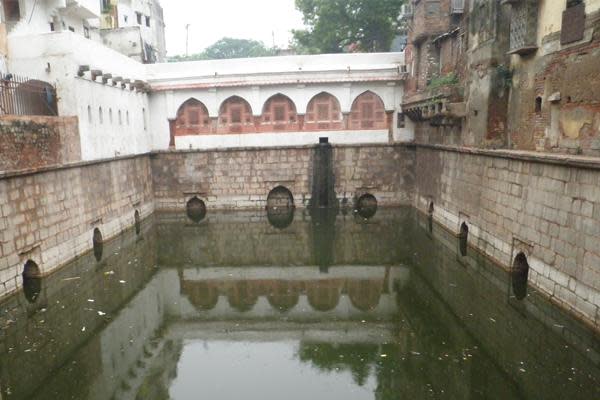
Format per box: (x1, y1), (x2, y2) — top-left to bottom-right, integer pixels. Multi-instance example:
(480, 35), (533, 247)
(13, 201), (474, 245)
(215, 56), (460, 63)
(162, 0), (306, 56)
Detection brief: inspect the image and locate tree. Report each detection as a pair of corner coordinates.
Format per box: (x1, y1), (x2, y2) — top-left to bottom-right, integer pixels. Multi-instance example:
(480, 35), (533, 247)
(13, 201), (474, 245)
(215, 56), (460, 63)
(168, 38), (276, 62)
(292, 0), (404, 54)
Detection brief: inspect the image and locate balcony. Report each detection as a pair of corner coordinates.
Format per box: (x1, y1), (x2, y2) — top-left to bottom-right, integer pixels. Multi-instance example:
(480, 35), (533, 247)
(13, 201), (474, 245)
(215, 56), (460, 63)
(402, 83), (465, 126)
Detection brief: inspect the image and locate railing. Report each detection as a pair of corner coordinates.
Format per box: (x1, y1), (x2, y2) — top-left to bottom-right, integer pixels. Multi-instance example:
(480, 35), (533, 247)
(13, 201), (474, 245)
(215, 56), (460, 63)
(0, 74), (58, 116)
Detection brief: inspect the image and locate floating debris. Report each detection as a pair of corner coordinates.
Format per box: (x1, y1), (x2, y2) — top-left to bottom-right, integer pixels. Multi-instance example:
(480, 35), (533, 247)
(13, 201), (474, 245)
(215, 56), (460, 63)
(97, 311), (106, 316)
(62, 277), (81, 282)
(104, 271), (115, 276)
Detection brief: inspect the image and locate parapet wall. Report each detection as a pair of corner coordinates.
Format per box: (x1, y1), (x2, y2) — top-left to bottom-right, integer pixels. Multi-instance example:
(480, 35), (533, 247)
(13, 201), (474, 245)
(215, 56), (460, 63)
(151, 143), (415, 210)
(0, 116), (81, 172)
(415, 144), (600, 328)
(0, 155), (154, 299)
(1, 142), (600, 330)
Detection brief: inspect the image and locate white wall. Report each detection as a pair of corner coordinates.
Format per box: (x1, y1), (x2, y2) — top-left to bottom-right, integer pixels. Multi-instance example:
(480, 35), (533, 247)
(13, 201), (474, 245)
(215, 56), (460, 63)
(7, 32), (411, 157)
(175, 130), (390, 150)
(75, 79), (151, 159)
(8, 31), (151, 159)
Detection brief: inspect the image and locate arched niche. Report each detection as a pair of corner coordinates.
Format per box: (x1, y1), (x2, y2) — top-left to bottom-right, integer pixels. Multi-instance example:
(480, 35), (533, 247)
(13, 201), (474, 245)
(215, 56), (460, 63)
(217, 96), (255, 134)
(304, 92), (343, 131)
(349, 91), (388, 130)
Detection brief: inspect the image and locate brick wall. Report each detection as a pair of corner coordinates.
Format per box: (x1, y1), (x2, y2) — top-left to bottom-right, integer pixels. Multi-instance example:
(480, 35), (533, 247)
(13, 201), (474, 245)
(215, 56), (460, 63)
(415, 144), (600, 329)
(151, 144), (415, 211)
(0, 155), (154, 299)
(0, 116), (81, 172)
(509, 21), (600, 155)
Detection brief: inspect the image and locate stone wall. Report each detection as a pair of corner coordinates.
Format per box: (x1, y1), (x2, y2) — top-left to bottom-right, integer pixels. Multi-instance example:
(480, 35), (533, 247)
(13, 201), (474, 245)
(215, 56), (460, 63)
(415, 144), (600, 329)
(151, 144), (415, 210)
(407, 211), (600, 400)
(0, 116), (81, 172)
(0, 155), (154, 299)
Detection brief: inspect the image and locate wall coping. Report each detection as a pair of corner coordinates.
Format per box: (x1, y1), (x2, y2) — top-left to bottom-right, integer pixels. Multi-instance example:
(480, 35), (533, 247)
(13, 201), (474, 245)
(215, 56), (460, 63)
(415, 144), (600, 171)
(149, 142), (416, 156)
(0, 153), (151, 180)
(5, 142), (600, 180)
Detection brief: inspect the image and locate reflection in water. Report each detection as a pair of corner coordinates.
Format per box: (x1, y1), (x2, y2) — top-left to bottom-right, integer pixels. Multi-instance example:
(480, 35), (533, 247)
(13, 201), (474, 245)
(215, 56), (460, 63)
(267, 206), (295, 230)
(355, 193), (378, 219)
(93, 227), (103, 261)
(0, 209), (599, 400)
(186, 197), (207, 223)
(512, 252), (530, 300)
(310, 207), (336, 273)
(22, 276), (42, 304)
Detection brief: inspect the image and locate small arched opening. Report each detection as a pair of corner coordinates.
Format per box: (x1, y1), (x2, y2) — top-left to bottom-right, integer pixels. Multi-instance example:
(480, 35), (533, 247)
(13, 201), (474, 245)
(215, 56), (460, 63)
(355, 193), (378, 219)
(134, 209), (141, 235)
(218, 96), (255, 134)
(261, 93), (298, 131)
(174, 98), (211, 135)
(535, 96), (543, 113)
(93, 228), (103, 261)
(186, 197), (207, 223)
(428, 202), (434, 215)
(305, 92), (343, 131)
(14, 79), (58, 116)
(349, 91), (387, 130)
(512, 252), (530, 300)
(267, 186), (294, 209)
(459, 222), (469, 257)
(23, 260), (42, 304)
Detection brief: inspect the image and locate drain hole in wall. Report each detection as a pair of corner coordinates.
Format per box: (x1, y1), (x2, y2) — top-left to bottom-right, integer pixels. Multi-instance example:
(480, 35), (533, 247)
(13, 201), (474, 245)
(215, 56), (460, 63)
(186, 197), (207, 223)
(134, 210), (141, 235)
(267, 186), (294, 209)
(93, 228), (103, 261)
(355, 194), (378, 219)
(23, 260), (42, 304)
(512, 252), (530, 300)
(459, 222), (469, 257)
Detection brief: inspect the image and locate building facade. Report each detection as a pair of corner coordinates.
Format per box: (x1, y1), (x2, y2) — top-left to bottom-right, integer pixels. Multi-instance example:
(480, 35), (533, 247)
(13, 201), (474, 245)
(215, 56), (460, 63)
(100, 0), (166, 63)
(402, 0), (600, 155)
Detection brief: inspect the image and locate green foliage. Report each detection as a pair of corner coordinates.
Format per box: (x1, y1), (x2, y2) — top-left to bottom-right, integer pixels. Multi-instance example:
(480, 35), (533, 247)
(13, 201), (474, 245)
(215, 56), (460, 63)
(168, 38), (276, 62)
(292, 0), (405, 54)
(427, 73), (459, 90)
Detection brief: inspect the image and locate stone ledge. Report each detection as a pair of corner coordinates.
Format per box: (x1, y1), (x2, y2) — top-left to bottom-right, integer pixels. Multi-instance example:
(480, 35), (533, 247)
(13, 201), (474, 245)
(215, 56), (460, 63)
(415, 143), (600, 171)
(0, 152), (151, 180)
(151, 142), (416, 156)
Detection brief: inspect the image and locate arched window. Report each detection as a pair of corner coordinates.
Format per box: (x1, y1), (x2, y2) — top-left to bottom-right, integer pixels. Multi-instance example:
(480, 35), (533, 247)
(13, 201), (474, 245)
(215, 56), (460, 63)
(305, 92), (343, 131)
(349, 91), (387, 130)
(218, 96), (255, 134)
(261, 94), (298, 132)
(98, 107), (103, 124)
(174, 98), (211, 135)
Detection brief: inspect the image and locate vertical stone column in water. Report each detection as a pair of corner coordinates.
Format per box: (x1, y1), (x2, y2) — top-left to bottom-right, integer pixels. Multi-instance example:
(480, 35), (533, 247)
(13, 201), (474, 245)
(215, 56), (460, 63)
(311, 138), (337, 208)
(310, 138), (337, 272)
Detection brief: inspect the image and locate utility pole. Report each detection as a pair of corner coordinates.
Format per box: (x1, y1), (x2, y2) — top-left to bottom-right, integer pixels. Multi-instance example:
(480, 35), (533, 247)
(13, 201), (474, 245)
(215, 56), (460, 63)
(185, 24), (191, 57)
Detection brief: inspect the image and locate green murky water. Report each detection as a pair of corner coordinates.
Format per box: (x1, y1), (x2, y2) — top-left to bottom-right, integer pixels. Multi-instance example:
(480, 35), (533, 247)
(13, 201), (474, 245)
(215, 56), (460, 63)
(0, 208), (598, 400)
